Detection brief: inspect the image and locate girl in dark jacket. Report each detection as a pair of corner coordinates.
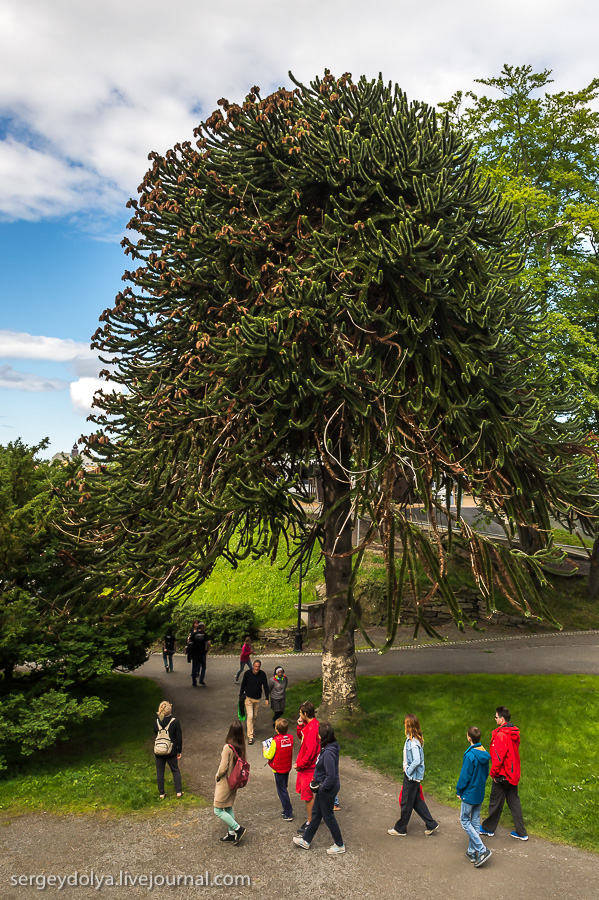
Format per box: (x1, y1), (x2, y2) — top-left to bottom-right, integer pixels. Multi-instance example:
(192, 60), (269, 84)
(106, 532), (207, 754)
(153, 700), (183, 799)
(292, 723), (345, 854)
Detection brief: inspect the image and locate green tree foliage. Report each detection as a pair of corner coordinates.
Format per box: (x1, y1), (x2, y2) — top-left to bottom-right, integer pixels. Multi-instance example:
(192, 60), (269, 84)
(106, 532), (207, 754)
(0, 440), (169, 768)
(440, 65), (599, 424)
(73, 71), (597, 713)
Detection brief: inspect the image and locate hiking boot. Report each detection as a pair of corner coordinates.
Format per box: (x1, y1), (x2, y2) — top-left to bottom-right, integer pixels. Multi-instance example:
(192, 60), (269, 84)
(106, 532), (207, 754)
(293, 836), (310, 850)
(510, 831), (529, 841)
(220, 832), (237, 843)
(326, 844), (346, 855)
(425, 823), (439, 835)
(234, 826), (246, 843)
(387, 828), (407, 835)
(474, 848), (492, 867)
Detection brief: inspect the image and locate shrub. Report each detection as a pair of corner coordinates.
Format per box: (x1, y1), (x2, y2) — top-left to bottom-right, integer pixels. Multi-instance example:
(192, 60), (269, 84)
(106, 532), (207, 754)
(172, 602), (256, 646)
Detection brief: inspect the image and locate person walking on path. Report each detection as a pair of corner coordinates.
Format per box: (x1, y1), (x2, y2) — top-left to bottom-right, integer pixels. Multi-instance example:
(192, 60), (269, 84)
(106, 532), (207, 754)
(235, 636), (253, 683)
(388, 714), (439, 837)
(268, 666), (288, 724)
(293, 723), (345, 855)
(187, 621), (211, 687)
(456, 727), (492, 867)
(239, 659), (269, 744)
(153, 701), (183, 799)
(294, 701), (320, 835)
(480, 706), (528, 841)
(213, 721), (247, 844)
(162, 628), (176, 673)
(263, 717), (295, 821)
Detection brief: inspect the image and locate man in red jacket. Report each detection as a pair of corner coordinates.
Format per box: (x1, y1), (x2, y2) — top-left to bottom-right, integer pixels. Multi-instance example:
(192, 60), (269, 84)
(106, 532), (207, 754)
(480, 706), (528, 841)
(294, 701), (320, 835)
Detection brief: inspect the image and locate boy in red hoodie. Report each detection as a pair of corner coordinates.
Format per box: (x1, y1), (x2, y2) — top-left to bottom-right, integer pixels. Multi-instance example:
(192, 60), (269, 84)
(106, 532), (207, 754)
(480, 706), (528, 841)
(263, 718), (295, 820)
(294, 701), (320, 834)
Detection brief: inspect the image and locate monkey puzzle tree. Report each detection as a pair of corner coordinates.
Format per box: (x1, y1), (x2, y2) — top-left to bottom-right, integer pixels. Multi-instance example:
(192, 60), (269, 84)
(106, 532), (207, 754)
(75, 71), (597, 716)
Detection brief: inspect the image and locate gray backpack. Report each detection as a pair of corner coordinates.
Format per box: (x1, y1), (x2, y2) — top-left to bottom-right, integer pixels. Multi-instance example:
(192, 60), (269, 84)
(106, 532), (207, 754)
(154, 717), (175, 755)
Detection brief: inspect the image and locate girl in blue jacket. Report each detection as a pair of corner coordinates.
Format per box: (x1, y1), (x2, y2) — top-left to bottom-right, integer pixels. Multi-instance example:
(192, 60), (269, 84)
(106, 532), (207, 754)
(388, 714), (439, 836)
(292, 723), (345, 854)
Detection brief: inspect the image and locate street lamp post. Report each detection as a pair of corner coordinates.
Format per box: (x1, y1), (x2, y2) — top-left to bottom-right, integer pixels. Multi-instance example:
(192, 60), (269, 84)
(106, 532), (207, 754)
(293, 562), (304, 652)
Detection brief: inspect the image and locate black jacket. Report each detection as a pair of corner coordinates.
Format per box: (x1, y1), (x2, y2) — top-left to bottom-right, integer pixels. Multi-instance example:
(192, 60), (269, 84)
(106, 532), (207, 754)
(153, 714), (183, 757)
(187, 630), (210, 659)
(239, 669), (269, 701)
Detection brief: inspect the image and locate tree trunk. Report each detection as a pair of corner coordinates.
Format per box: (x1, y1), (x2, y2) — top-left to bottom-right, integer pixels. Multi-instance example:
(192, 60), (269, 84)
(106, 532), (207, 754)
(587, 535), (599, 598)
(518, 525), (542, 555)
(319, 435), (359, 719)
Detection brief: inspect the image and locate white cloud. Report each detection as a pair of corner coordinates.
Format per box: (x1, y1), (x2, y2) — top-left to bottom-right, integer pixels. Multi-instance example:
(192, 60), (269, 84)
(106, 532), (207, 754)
(0, 363), (68, 392)
(0, 0), (597, 222)
(69, 376), (122, 416)
(0, 329), (97, 362)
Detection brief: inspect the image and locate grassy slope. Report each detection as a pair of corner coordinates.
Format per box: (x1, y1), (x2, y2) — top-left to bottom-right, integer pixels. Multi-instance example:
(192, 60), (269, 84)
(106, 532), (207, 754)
(286, 674), (599, 854)
(181, 538), (599, 632)
(182, 550), (325, 627)
(0, 676), (205, 816)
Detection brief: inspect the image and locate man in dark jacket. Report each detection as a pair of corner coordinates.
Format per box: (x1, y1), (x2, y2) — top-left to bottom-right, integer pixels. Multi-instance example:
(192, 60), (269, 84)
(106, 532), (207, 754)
(187, 621), (211, 687)
(239, 659), (269, 744)
(480, 706), (528, 841)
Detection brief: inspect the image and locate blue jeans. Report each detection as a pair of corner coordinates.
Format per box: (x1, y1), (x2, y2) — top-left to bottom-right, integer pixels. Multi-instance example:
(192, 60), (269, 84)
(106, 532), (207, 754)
(191, 656), (206, 684)
(235, 659), (251, 681)
(460, 801), (485, 856)
(274, 771), (293, 817)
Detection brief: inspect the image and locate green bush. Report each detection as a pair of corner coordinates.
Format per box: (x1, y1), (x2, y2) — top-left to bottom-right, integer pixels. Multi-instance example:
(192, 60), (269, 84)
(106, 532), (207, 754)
(172, 602), (256, 646)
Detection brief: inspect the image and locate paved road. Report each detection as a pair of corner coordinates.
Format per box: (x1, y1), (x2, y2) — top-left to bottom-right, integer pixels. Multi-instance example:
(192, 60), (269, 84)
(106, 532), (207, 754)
(1, 632), (598, 900)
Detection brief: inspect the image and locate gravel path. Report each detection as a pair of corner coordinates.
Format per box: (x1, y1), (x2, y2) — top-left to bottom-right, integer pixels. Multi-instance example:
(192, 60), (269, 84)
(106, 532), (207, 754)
(1, 631), (598, 899)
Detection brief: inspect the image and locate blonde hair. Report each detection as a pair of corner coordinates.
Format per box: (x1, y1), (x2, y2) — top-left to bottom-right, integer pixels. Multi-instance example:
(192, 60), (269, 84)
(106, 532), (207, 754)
(404, 714), (424, 745)
(157, 701), (172, 718)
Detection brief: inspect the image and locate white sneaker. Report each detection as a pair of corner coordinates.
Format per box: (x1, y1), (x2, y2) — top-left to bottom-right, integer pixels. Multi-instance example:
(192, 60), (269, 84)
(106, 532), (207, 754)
(326, 844), (346, 855)
(293, 836), (310, 850)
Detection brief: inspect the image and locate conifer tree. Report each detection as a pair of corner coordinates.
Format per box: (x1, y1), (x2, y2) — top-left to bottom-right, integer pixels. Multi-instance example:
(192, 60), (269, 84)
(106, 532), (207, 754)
(73, 72), (597, 715)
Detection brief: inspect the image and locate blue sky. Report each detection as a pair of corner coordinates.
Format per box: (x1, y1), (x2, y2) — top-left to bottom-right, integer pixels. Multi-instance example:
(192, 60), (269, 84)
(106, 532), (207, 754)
(1, 0), (598, 456)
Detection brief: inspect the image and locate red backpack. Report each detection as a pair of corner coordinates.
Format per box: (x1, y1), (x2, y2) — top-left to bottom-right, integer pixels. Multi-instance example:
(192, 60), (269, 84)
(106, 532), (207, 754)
(227, 744), (250, 790)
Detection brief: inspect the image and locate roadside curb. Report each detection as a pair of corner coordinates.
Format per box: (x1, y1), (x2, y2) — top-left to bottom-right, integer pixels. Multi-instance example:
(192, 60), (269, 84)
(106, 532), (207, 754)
(152, 628), (599, 659)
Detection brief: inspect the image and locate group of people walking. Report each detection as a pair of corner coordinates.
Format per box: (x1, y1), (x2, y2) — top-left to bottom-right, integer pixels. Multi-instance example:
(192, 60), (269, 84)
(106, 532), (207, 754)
(386, 707), (527, 867)
(153, 627), (528, 863)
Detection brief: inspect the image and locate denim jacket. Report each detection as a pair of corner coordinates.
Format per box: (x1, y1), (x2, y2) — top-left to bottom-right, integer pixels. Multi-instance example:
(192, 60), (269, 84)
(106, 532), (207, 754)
(404, 737), (425, 781)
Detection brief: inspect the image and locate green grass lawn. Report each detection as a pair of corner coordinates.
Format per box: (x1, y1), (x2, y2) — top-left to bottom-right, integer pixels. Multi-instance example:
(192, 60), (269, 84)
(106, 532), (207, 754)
(0, 675), (205, 816)
(286, 674), (599, 853)
(182, 548), (325, 627)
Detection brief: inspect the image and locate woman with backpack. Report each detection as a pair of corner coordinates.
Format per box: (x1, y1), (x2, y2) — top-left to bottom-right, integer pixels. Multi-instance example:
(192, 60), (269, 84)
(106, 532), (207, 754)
(153, 700), (183, 799)
(214, 721), (248, 843)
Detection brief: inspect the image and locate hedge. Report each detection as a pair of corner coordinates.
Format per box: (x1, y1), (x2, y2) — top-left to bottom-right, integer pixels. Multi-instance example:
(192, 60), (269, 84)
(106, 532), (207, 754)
(171, 602), (256, 647)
